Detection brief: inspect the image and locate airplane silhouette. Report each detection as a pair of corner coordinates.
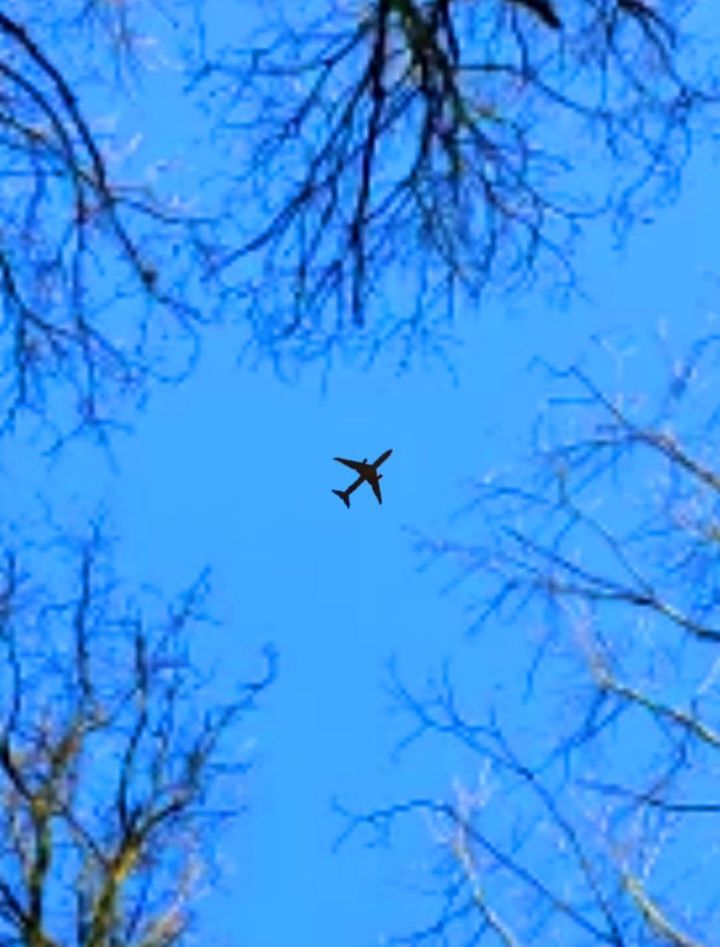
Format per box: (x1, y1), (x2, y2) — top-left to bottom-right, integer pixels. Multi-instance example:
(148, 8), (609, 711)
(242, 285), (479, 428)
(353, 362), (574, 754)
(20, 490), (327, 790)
(332, 449), (393, 507)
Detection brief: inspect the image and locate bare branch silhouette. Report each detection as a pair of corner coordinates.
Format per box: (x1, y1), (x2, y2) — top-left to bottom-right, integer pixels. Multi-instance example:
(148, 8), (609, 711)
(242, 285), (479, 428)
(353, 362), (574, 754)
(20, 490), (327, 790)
(0, 9), (225, 450)
(0, 519), (275, 946)
(337, 328), (720, 944)
(191, 0), (720, 367)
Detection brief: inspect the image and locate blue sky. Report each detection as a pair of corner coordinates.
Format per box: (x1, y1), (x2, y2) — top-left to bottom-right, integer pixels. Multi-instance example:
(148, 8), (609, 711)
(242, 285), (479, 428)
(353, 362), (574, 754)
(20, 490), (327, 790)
(5, 4), (720, 946)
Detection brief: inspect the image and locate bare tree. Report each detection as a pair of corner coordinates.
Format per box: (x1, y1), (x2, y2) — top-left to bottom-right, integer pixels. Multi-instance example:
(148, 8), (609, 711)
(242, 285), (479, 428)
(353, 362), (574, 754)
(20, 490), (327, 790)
(0, 517), (275, 946)
(337, 330), (720, 945)
(0, 6), (226, 451)
(190, 0), (720, 368)
(4, 3), (718, 432)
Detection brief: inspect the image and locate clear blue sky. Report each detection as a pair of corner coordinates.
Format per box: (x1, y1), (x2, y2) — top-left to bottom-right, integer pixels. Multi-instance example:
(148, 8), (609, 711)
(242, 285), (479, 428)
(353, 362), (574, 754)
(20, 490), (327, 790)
(5, 4), (720, 945)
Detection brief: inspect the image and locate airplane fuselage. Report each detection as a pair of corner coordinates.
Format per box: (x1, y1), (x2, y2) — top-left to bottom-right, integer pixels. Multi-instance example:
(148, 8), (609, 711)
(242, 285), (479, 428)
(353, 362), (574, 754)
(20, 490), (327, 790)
(345, 470), (383, 498)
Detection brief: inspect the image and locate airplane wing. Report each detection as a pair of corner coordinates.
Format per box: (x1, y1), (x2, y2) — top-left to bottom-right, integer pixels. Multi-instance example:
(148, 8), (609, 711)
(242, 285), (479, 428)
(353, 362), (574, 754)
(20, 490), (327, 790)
(366, 470), (383, 504)
(334, 457), (368, 475)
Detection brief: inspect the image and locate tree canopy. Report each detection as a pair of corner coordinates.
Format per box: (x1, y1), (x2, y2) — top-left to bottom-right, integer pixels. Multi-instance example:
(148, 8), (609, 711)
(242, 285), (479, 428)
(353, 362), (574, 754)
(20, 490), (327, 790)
(1, 2), (719, 438)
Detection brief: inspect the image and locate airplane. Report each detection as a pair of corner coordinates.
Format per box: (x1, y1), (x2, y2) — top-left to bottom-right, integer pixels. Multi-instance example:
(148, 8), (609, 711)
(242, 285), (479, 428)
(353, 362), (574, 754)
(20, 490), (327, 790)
(332, 449), (393, 507)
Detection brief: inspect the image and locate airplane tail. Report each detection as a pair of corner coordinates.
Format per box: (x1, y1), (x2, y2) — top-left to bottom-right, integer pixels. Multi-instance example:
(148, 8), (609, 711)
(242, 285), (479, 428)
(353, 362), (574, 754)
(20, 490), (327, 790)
(332, 489), (351, 508)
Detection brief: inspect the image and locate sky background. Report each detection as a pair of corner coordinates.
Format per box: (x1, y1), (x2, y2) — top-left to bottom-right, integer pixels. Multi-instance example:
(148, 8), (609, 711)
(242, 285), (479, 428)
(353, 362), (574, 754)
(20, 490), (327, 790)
(3, 3), (720, 946)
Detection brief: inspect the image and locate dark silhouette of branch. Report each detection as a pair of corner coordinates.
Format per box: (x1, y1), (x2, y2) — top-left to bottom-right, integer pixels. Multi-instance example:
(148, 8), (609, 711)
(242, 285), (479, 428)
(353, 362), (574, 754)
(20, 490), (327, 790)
(0, 11), (225, 450)
(337, 330), (720, 945)
(0, 520), (276, 946)
(508, 0), (562, 30)
(189, 0), (719, 368)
